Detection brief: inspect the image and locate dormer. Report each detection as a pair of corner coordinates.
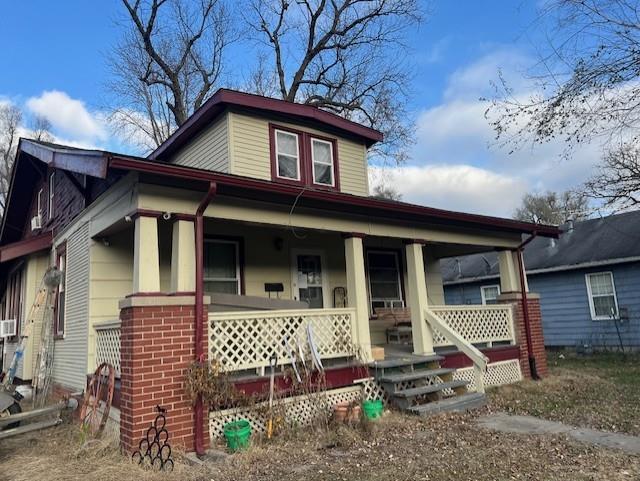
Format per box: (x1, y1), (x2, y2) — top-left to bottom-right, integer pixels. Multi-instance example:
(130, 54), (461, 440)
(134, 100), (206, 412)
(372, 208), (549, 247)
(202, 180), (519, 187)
(151, 89), (382, 197)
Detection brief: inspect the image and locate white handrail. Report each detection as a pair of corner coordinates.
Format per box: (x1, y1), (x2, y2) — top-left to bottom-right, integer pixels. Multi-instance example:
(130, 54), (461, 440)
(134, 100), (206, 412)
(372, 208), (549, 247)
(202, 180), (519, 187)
(425, 308), (489, 393)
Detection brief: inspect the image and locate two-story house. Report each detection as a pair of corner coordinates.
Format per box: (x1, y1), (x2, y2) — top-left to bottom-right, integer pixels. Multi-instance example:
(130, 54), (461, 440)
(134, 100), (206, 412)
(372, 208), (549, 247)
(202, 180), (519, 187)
(0, 89), (558, 453)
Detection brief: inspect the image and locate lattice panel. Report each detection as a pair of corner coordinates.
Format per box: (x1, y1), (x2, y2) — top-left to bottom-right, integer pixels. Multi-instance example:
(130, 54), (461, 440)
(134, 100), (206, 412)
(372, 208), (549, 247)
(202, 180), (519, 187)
(209, 385), (362, 439)
(209, 308), (356, 372)
(429, 305), (515, 347)
(453, 359), (523, 392)
(95, 322), (121, 376)
(359, 377), (387, 402)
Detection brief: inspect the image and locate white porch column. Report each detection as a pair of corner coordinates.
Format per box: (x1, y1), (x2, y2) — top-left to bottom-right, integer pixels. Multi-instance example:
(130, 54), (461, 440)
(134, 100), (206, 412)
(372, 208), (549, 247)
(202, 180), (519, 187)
(405, 241), (434, 355)
(170, 219), (196, 293)
(498, 250), (528, 293)
(344, 234), (372, 361)
(133, 214), (160, 293)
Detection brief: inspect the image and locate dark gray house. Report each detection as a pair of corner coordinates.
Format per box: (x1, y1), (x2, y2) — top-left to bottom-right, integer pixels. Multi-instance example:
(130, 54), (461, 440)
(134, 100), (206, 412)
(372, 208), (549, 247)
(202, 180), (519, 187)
(442, 211), (640, 349)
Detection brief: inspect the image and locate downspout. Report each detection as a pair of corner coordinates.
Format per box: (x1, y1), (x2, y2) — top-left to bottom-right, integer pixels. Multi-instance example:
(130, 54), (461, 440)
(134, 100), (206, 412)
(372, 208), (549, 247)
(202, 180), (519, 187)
(514, 232), (539, 380)
(194, 181), (217, 456)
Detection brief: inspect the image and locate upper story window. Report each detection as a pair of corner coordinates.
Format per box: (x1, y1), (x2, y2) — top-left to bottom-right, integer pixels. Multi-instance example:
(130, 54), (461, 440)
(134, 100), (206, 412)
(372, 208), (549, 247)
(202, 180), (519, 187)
(48, 173), (55, 220)
(585, 271), (618, 320)
(274, 129), (301, 181)
(269, 124), (339, 190)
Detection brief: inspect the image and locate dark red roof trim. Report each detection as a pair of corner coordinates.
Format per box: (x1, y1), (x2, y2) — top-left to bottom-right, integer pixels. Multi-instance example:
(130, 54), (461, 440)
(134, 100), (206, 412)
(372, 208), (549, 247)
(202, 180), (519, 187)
(0, 231), (53, 263)
(440, 345), (521, 369)
(109, 156), (560, 238)
(149, 89), (384, 161)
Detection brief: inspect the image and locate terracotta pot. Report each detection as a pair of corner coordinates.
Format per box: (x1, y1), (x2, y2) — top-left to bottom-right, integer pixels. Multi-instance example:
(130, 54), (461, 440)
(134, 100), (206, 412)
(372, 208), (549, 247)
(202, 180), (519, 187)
(333, 402), (361, 423)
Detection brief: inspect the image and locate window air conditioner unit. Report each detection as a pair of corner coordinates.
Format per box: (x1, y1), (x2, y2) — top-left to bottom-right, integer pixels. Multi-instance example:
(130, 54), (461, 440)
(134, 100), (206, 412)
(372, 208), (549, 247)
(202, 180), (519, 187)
(0, 319), (17, 338)
(31, 215), (42, 231)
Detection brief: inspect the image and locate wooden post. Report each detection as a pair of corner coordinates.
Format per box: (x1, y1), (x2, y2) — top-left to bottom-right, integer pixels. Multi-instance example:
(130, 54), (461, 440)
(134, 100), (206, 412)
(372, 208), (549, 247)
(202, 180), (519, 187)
(133, 215), (160, 293)
(405, 241), (434, 355)
(344, 234), (372, 362)
(170, 219), (196, 293)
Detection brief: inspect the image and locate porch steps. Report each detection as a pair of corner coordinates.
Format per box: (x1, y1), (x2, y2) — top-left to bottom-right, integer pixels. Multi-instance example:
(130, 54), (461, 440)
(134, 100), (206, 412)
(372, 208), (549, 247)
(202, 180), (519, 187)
(409, 392), (487, 416)
(370, 356), (486, 416)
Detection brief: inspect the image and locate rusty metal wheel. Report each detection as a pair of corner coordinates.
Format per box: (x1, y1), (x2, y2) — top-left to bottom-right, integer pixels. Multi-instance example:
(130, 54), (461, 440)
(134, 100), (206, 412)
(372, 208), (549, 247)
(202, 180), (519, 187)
(80, 362), (115, 436)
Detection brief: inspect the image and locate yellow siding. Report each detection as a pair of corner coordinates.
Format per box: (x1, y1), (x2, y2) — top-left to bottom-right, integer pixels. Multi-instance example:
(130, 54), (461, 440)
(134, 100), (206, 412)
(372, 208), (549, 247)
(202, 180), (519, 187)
(87, 229), (133, 373)
(228, 112), (370, 196)
(169, 114), (229, 172)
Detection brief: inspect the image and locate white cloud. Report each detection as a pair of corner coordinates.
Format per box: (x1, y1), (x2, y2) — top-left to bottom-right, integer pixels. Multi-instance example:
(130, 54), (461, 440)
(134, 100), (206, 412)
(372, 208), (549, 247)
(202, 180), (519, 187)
(371, 165), (527, 217)
(377, 48), (603, 218)
(26, 90), (107, 142)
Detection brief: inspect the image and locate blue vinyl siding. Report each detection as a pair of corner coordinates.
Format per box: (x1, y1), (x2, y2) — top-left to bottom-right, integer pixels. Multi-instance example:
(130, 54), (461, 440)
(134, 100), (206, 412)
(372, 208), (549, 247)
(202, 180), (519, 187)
(443, 261), (640, 348)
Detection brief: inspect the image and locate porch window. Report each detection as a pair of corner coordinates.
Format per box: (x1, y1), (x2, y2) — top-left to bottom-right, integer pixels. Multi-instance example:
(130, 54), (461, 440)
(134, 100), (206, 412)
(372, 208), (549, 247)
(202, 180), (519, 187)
(55, 246), (67, 337)
(481, 284), (501, 305)
(311, 138), (335, 186)
(585, 272), (618, 320)
(204, 239), (241, 294)
(367, 250), (404, 313)
(274, 129), (301, 181)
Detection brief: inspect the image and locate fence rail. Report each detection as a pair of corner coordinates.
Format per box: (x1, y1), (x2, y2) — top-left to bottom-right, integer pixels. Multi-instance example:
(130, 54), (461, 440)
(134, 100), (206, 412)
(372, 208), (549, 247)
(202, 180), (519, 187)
(209, 308), (358, 373)
(94, 320), (121, 377)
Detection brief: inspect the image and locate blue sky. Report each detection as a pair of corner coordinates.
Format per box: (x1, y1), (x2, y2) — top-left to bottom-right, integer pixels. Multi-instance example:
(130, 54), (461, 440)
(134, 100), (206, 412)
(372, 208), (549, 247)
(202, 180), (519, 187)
(0, 1), (600, 217)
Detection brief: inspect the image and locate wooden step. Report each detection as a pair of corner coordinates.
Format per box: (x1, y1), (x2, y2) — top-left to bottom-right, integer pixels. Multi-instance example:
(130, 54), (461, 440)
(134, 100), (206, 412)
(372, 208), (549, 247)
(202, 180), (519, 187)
(408, 392), (487, 417)
(368, 354), (443, 370)
(377, 367), (455, 384)
(393, 380), (469, 398)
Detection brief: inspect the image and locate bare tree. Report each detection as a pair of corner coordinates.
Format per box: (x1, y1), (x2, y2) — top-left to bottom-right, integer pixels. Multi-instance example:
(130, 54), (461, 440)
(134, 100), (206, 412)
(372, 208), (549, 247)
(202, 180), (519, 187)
(371, 182), (402, 201)
(108, 0), (234, 151)
(0, 104), (22, 212)
(31, 116), (53, 143)
(488, 0), (640, 157)
(513, 190), (590, 225)
(245, 0), (421, 164)
(584, 144), (640, 210)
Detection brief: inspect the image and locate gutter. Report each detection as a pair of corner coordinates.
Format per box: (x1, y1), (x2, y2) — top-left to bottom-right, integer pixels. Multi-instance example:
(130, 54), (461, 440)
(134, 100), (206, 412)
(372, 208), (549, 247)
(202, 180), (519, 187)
(515, 232), (540, 380)
(194, 181), (217, 456)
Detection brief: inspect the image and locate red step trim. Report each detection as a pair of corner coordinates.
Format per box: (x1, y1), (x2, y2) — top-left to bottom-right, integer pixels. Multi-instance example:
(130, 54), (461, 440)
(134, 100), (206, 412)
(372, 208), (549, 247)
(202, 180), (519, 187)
(440, 345), (521, 369)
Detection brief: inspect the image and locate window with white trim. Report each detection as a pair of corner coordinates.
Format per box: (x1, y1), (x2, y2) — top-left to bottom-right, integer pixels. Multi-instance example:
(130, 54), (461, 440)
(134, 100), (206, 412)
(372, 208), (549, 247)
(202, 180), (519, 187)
(48, 173), (55, 220)
(366, 250), (404, 313)
(311, 138), (335, 186)
(37, 189), (43, 219)
(274, 130), (300, 180)
(204, 239), (241, 294)
(481, 284), (501, 305)
(55, 249), (67, 336)
(585, 272), (619, 319)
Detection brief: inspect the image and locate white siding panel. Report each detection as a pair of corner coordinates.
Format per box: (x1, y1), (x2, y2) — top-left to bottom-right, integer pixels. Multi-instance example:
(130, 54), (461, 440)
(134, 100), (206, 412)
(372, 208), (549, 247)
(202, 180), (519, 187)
(53, 223), (90, 391)
(169, 114), (229, 172)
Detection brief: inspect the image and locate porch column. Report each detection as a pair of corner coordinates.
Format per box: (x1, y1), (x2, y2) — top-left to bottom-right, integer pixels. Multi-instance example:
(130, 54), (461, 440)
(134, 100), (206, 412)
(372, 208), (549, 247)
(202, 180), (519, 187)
(133, 214), (160, 293)
(170, 219), (196, 293)
(498, 250), (528, 294)
(343, 234), (372, 361)
(405, 241), (434, 355)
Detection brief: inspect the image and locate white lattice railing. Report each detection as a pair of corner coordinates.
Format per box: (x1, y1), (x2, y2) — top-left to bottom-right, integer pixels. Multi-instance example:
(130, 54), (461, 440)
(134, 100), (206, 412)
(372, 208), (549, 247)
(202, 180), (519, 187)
(95, 320), (121, 377)
(428, 304), (515, 348)
(209, 308), (358, 373)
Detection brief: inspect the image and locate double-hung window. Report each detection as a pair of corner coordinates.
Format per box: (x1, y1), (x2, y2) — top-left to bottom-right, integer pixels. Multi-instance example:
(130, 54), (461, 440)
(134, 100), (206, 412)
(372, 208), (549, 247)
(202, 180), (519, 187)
(48, 173), (55, 220)
(481, 285), (501, 305)
(5, 267), (24, 339)
(55, 247), (67, 337)
(270, 124), (339, 190)
(274, 129), (301, 181)
(585, 272), (619, 320)
(204, 239), (241, 295)
(366, 250), (404, 314)
(311, 138), (335, 187)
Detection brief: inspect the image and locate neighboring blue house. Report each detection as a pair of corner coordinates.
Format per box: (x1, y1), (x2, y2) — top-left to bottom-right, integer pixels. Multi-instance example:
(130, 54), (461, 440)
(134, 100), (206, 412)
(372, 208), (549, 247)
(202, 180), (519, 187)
(441, 212), (640, 350)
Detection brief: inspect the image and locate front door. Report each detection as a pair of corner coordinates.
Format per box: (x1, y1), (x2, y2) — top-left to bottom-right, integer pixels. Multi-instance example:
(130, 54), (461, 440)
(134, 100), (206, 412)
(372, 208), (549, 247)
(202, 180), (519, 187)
(292, 251), (327, 308)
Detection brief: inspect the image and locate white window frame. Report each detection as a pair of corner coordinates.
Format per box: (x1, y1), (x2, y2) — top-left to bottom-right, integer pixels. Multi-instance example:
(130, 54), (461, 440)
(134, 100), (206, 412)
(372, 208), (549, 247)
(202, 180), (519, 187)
(37, 189), (43, 218)
(310, 138), (335, 187)
(55, 251), (67, 337)
(48, 173), (55, 220)
(585, 271), (619, 320)
(203, 239), (241, 295)
(274, 129), (301, 181)
(366, 250), (404, 314)
(480, 284), (501, 305)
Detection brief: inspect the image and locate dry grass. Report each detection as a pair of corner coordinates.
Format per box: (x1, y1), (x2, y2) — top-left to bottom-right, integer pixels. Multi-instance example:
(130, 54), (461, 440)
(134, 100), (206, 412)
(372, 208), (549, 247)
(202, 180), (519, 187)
(1, 409), (639, 481)
(490, 351), (640, 435)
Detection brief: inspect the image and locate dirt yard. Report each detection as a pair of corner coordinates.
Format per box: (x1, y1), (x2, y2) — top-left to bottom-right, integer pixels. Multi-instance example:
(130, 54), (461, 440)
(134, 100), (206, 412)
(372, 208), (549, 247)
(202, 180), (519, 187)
(1, 352), (639, 481)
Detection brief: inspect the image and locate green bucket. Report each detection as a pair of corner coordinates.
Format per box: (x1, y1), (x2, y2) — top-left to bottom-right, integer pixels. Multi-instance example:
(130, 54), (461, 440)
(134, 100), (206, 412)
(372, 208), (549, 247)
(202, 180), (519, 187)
(363, 399), (384, 420)
(223, 419), (252, 452)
